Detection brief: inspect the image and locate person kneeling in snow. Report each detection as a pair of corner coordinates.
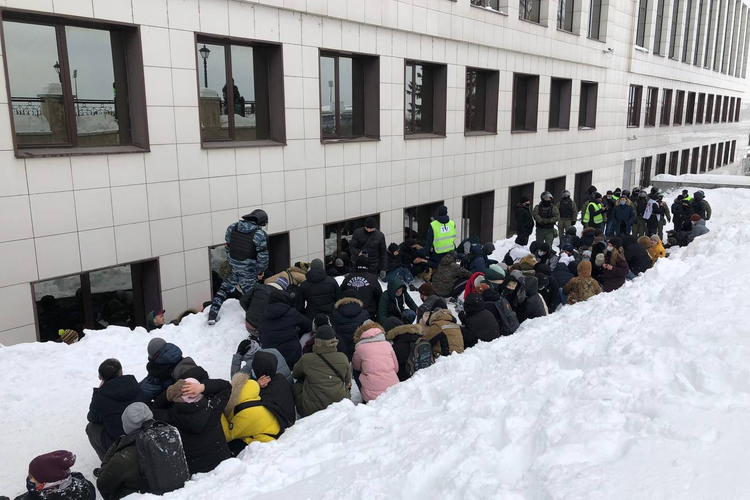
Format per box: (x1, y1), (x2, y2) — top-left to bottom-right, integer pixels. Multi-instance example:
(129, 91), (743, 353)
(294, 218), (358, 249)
(139, 338), (198, 401)
(230, 335), (293, 383)
(459, 293), (501, 349)
(562, 260), (601, 305)
(15, 450), (95, 500)
(352, 323), (399, 402)
(291, 326), (352, 417)
(384, 317), (449, 382)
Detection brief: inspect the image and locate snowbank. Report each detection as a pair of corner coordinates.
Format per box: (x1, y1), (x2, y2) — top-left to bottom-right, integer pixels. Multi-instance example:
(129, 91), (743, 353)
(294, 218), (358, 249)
(1, 188), (749, 499)
(653, 172), (750, 187)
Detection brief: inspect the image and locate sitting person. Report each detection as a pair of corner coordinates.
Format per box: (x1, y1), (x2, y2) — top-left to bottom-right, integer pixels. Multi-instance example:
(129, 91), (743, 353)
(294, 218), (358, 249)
(151, 378), (232, 475)
(423, 304), (464, 356)
(517, 276), (548, 323)
(383, 317), (448, 382)
(562, 260), (601, 304)
(339, 255), (382, 319)
(459, 293), (501, 349)
(689, 213), (710, 242)
(648, 234), (667, 262)
(622, 235), (652, 276)
(239, 282), (275, 337)
(332, 291), (370, 361)
(431, 251), (473, 298)
(378, 278), (418, 324)
(139, 338), (197, 401)
(258, 289), (312, 370)
(415, 283), (439, 320)
(221, 375), (282, 456)
(251, 352), (296, 433)
(601, 238), (630, 292)
(15, 451), (95, 500)
(291, 326), (352, 418)
(352, 323), (399, 403)
(295, 259), (342, 320)
(86, 358), (147, 461)
(231, 335), (293, 383)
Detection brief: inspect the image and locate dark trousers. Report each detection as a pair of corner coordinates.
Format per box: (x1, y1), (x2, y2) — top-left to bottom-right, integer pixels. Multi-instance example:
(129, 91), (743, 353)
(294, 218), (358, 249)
(86, 422), (108, 462)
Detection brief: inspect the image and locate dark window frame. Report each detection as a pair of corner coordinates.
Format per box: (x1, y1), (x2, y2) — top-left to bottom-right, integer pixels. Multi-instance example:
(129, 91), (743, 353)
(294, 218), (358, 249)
(696, 93), (705, 123)
(557, 0), (575, 32)
(404, 60), (447, 138)
(693, 0), (704, 64)
(713, 94), (721, 122)
(511, 73), (540, 132)
(549, 77), (572, 130)
(669, 0), (681, 59)
(728, 96), (735, 122)
(579, 81), (598, 129)
(700, 145), (708, 172)
(735, 98), (741, 121)
(674, 90), (685, 125)
(645, 86), (659, 127)
(705, 94), (714, 123)
(654, 0), (667, 54)
(660, 88), (673, 125)
(319, 49), (380, 143)
(685, 91), (695, 124)
(731, 139), (736, 162)
(324, 214), (380, 259)
(519, 0), (543, 24)
(721, 95), (729, 122)
(196, 34), (286, 148)
(680, 148), (690, 174)
(681, 0), (693, 62)
(656, 152), (667, 174)
(703, 0), (715, 68)
(708, 143), (716, 169)
(470, 0), (502, 12)
(691, 146), (699, 173)
(0, 9), (149, 158)
(717, 142), (724, 166)
(636, 0), (649, 47)
(465, 67), (499, 135)
(668, 150), (679, 175)
(588, 0), (604, 40)
(627, 84), (643, 127)
(723, 140), (730, 164)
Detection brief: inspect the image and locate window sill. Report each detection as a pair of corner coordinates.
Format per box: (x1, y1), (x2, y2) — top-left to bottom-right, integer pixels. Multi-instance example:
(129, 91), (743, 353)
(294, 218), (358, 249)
(556, 28), (578, 36)
(464, 130), (498, 136)
(653, 52), (666, 57)
(510, 129), (538, 134)
(202, 139), (285, 149)
(469, 5), (508, 16)
(626, 125), (640, 129)
(634, 45), (649, 53)
(578, 126), (596, 130)
(404, 132), (446, 140)
(586, 36), (606, 43)
(548, 127), (570, 132)
(519, 18), (547, 28)
(321, 136), (380, 144)
(15, 144), (149, 159)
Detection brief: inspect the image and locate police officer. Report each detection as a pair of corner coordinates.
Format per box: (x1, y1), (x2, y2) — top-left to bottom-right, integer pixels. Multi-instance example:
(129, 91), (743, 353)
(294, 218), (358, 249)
(426, 205), (456, 265)
(556, 190), (578, 238)
(633, 190), (649, 238)
(582, 192), (604, 231)
(208, 209), (269, 325)
(533, 191), (560, 247)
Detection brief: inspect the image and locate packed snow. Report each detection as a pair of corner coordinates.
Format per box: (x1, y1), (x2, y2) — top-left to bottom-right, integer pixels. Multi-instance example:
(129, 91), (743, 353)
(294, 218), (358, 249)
(2, 187), (750, 499)
(653, 172), (750, 186)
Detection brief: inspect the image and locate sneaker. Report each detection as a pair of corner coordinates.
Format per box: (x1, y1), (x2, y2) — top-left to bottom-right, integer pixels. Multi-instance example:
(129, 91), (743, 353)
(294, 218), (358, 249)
(408, 284), (418, 292)
(207, 318), (216, 326)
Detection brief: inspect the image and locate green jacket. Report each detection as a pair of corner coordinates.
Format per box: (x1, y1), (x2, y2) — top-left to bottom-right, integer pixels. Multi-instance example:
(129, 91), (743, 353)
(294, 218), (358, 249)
(431, 254), (472, 297)
(292, 340), (352, 418)
(378, 278), (418, 322)
(532, 203), (560, 228)
(97, 434), (144, 500)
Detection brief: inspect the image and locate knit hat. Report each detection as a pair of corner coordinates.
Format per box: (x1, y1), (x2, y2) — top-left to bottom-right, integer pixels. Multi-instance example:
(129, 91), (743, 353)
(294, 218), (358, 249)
(582, 250), (592, 259)
(251, 351), (277, 379)
(121, 402), (153, 435)
(29, 451), (76, 484)
(335, 258), (344, 267)
(594, 253), (606, 266)
(315, 325), (336, 341)
(58, 329), (78, 345)
(274, 275), (289, 290)
(310, 258), (324, 270)
(438, 205), (448, 216)
(609, 237), (622, 248)
(365, 217), (377, 229)
(382, 316), (404, 332)
(690, 213), (701, 222)
(355, 255), (369, 269)
(417, 283), (434, 296)
(166, 379), (186, 402)
(566, 226), (577, 235)
(343, 289), (358, 299)
(520, 196), (530, 204)
(147, 338), (166, 358)
(388, 242), (399, 253)
(313, 314), (330, 331)
(485, 267), (505, 283)
(562, 243), (574, 253)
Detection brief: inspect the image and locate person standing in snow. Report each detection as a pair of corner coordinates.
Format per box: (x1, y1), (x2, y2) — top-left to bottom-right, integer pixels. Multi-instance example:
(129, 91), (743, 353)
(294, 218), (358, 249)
(208, 210), (269, 325)
(14, 451), (95, 500)
(352, 323), (399, 402)
(582, 192), (605, 231)
(86, 359), (147, 461)
(556, 190), (578, 237)
(514, 197), (534, 240)
(339, 255), (382, 320)
(426, 205), (457, 265)
(643, 191), (662, 237)
(349, 217), (388, 279)
(691, 190), (712, 221)
(533, 192), (560, 247)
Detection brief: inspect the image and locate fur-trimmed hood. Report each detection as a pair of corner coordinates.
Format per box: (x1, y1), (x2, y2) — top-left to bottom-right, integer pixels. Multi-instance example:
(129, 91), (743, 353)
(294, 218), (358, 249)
(225, 372), (252, 417)
(334, 296), (364, 309)
(385, 324), (423, 341)
(518, 254), (538, 271)
(354, 321), (384, 344)
(428, 308), (455, 325)
(582, 227), (597, 236)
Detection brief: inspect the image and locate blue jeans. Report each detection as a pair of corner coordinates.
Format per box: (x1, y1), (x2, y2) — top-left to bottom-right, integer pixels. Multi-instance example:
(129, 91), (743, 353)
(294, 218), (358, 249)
(383, 267), (414, 285)
(625, 271), (636, 280)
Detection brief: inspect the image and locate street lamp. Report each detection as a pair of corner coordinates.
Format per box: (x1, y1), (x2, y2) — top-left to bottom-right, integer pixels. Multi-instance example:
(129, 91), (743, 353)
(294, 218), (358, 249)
(199, 44), (211, 88)
(53, 61), (61, 83)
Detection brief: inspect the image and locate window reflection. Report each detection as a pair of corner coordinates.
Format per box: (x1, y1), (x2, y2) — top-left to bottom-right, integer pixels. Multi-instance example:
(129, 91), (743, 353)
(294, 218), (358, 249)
(320, 56), (336, 136)
(339, 56), (353, 137)
(198, 43), (230, 140)
(230, 45), (256, 141)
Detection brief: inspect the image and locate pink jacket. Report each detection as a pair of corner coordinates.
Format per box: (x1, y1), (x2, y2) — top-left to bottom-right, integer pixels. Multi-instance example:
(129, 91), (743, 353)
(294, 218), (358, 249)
(352, 327), (399, 402)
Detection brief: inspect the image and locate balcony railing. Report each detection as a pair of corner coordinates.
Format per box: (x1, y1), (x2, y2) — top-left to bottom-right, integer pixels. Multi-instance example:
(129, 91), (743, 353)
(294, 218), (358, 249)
(11, 97), (116, 117)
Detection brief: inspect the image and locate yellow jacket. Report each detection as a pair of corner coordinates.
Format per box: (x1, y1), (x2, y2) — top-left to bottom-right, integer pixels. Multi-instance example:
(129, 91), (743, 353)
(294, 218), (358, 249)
(647, 240), (666, 263)
(221, 374), (280, 444)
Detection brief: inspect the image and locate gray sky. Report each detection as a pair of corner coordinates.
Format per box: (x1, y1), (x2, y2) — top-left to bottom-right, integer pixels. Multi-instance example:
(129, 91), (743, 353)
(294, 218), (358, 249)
(199, 42), (256, 101)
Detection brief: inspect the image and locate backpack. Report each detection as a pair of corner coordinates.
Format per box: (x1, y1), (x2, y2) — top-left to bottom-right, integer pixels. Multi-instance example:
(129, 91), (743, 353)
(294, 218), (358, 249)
(135, 421), (189, 495)
(233, 399), (290, 439)
(571, 278), (598, 304)
(229, 224), (258, 261)
(493, 298), (520, 335)
(406, 338), (435, 378)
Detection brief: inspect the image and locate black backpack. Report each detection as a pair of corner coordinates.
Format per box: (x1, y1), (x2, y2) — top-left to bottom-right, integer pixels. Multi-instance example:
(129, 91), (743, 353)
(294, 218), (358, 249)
(233, 399), (290, 439)
(494, 298), (520, 336)
(406, 338), (435, 378)
(135, 421), (189, 495)
(229, 224), (258, 261)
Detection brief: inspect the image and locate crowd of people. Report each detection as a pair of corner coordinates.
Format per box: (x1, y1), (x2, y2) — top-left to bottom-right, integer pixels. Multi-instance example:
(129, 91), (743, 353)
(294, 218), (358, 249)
(7, 187), (714, 500)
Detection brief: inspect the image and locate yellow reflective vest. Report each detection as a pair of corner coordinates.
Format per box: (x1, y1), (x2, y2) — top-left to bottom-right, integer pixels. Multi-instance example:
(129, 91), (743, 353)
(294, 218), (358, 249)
(583, 202), (604, 224)
(430, 219), (456, 254)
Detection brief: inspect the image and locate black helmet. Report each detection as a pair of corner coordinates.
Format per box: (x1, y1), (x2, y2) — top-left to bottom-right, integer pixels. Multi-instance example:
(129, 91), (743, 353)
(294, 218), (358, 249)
(562, 190), (571, 198)
(592, 191), (602, 199)
(622, 189), (631, 197)
(243, 209), (268, 226)
(639, 190), (648, 198)
(541, 191), (553, 201)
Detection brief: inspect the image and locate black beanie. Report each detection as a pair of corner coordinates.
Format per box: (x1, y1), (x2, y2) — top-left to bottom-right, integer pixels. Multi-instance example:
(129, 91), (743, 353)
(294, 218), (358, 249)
(609, 237), (622, 248)
(315, 325), (335, 341)
(438, 205), (448, 216)
(388, 242), (399, 253)
(383, 316), (404, 332)
(355, 255), (369, 269)
(520, 196), (530, 204)
(365, 217), (377, 229)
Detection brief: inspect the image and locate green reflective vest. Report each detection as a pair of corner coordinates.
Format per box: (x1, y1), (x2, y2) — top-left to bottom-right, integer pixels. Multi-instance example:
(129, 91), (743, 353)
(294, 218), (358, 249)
(430, 219), (456, 254)
(583, 202), (604, 224)
(683, 195), (693, 202)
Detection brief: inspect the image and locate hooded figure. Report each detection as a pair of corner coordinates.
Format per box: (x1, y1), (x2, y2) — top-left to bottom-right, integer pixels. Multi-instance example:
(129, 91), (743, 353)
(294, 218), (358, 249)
(622, 235), (652, 275)
(459, 293), (501, 349)
(339, 255), (382, 318)
(249, 352), (296, 435)
(423, 307), (464, 356)
(331, 293), (371, 360)
(501, 273), (527, 312)
(139, 339), (197, 400)
(517, 276), (548, 323)
(534, 266), (561, 313)
(352, 323), (399, 402)
(385, 320), (448, 382)
(601, 239), (630, 292)
(431, 252), (473, 297)
(258, 289), (312, 370)
(295, 259), (342, 320)
(221, 375), (281, 450)
(17, 451), (95, 500)
(514, 198), (535, 237)
(378, 278), (418, 323)
(689, 216), (710, 242)
(562, 260), (601, 304)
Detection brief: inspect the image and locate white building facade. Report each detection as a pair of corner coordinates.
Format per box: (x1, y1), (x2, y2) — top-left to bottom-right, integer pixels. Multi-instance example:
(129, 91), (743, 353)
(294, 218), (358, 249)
(0, 0), (747, 344)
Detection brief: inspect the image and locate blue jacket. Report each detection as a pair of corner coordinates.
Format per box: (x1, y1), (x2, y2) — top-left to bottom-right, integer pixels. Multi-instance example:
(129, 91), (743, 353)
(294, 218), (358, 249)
(139, 343), (192, 399)
(225, 220), (269, 273)
(259, 302), (312, 369)
(468, 244), (488, 273)
(610, 204), (636, 234)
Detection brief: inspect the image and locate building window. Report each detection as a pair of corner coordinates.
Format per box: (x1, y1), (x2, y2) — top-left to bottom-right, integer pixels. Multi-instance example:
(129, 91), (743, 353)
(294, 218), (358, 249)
(680, 148), (690, 174)
(696, 93), (705, 123)
(404, 202), (445, 240)
(669, 0), (681, 58)
(713, 94), (721, 122)
(640, 156), (653, 186)
(519, 0), (542, 23)
(656, 152), (667, 174)
(512, 73), (540, 132)
(645, 87), (658, 126)
(735, 98), (741, 121)
(636, 0), (649, 47)
(674, 90), (685, 125)
(324, 214), (380, 260)
(404, 61), (447, 136)
(660, 89), (673, 125)
(723, 140), (730, 164)
(589, 0), (605, 39)
(700, 145), (708, 171)
(691, 146), (699, 173)
(654, 0), (667, 54)
(685, 92), (695, 124)
(465, 68), (499, 134)
(668, 150), (679, 174)
(721, 95), (729, 122)
(197, 37), (285, 145)
(717, 142), (724, 166)
(627, 85), (643, 127)
(713, 2), (724, 70)
(549, 78), (572, 130)
(706, 94), (714, 123)
(708, 143), (716, 169)
(681, 0), (694, 62)
(728, 97), (735, 122)
(319, 51), (379, 141)
(471, 0), (502, 12)
(558, 0), (575, 31)
(578, 81), (598, 129)
(704, 0), (716, 67)
(693, 0), (705, 64)
(731, 139), (737, 162)
(1, 11), (147, 154)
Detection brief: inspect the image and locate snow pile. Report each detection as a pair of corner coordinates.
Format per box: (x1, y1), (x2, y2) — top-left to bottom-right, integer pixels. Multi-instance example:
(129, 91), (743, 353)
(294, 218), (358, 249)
(653, 172), (750, 186)
(13, 114), (52, 134)
(2, 188), (750, 499)
(76, 114), (119, 134)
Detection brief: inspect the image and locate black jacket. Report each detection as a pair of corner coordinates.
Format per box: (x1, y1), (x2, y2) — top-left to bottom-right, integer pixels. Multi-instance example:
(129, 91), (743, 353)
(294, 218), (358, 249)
(552, 261), (575, 287)
(459, 294), (500, 349)
(534, 265), (561, 313)
(87, 375), (147, 452)
(296, 267), (342, 320)
(349, 227), (388, 273)
(517, 276), (548, 323)
(622, 235), (653, 275)
(239, 284), (273, 328)
(14, 473), (95, 500)
(259, 297), (312, 369)
(386, 324), (449, 381)
(339, 270), (382, 318)
(514, 203), (534, 236)
(152, 379), (232, 475)
(331, 297), (370, 360)
(96, 434), (143, 500)
(251, 351), (297, 431)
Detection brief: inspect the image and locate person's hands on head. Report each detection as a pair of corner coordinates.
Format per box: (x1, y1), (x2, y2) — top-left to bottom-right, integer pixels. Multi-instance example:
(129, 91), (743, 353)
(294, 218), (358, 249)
(237, 339), (252, 355)
(257, 375), (272, 388)
(182, 380), (205, 398)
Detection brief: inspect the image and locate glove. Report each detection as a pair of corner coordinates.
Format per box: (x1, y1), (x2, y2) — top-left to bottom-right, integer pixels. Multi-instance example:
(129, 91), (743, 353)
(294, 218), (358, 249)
(379, 270), (386, 280)
(237, 339), (252, 356)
